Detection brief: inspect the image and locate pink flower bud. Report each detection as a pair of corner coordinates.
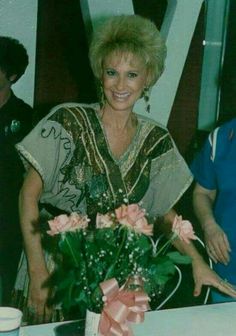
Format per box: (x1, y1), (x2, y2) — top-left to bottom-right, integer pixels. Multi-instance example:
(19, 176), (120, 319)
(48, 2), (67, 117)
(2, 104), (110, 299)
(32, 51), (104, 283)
(115, 204), (153, 236)
(172, 215), (197, 244)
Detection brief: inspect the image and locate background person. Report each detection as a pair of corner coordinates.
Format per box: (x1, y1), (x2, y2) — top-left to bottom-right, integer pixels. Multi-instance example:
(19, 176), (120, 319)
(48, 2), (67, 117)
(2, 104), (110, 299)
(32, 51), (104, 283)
(13, 15), (236, 324)
(191, 117), (236, 303)
(0, 36), (33, 305)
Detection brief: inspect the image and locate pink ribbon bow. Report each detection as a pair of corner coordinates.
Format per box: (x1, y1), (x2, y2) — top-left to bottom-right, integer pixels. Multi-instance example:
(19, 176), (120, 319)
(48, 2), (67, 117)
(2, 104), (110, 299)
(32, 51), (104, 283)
(99, 278), (150, 336)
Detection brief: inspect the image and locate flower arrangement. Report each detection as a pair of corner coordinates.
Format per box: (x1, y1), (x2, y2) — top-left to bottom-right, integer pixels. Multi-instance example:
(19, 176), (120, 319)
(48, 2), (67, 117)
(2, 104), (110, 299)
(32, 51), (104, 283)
(47, 204), (196, 334)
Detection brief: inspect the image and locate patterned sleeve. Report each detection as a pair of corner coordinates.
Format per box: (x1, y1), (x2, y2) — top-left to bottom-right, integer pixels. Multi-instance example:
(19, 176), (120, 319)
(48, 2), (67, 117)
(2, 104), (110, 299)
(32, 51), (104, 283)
(190, 134), (217, 190)
(15, 107), (76, 193)
(142, 134), (193, 217)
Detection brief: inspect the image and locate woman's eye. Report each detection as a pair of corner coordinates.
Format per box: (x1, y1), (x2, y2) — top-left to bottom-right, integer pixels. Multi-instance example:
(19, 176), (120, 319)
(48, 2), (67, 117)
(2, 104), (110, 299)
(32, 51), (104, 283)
(105, 69), (116, 77)
(128, 72), (138, 78)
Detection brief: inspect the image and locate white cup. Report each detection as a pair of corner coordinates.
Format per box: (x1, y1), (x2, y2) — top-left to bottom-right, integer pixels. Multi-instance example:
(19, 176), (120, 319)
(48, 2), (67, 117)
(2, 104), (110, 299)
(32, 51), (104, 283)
(0, 307), (22, 335)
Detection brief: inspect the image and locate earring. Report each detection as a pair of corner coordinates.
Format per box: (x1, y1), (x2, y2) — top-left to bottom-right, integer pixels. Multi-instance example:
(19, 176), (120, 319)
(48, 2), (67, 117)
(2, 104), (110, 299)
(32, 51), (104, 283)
(143, 87), (150, 113)
(99, 82), (105, 108)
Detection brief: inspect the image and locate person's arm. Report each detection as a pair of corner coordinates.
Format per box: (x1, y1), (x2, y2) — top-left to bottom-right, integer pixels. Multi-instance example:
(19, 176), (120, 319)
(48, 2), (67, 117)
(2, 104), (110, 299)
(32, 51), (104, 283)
(193, 182), (231, 265)
(161, 209), (236, 298)
(19, 166), (51, 323)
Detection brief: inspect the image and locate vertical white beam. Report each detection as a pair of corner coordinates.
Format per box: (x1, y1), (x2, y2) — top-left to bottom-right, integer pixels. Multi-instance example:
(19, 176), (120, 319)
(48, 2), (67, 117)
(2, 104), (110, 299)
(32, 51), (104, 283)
(197, 0), (230, 130)
(80, 0), (134, 38)
(0, 0), (38, 107)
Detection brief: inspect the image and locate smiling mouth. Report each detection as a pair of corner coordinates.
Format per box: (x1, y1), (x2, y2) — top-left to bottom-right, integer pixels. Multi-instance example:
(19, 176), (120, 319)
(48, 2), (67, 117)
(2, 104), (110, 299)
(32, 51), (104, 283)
(113, 92), (130, 99)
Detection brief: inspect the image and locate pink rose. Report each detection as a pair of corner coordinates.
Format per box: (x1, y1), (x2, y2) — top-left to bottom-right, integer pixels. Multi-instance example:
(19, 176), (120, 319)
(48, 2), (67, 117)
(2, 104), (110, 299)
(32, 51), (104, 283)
(172, 215), (197, 244)
(96, 213), (114, 229)
(47, 212), (89, 236)
(115, 204), (153, 236)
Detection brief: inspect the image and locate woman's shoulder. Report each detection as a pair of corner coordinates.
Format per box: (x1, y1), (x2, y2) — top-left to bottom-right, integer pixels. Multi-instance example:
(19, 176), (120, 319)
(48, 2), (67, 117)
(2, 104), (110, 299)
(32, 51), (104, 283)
(38, 102), (99, 132)
(31, 103), (99, 143)
(136, 113), (169, 136)
(218, 118), (236, 136)
(135, 113), (174, 158)
(208, 118), (236, 161)
(46, 102), (99, 121)
(210, 118), (236, 144)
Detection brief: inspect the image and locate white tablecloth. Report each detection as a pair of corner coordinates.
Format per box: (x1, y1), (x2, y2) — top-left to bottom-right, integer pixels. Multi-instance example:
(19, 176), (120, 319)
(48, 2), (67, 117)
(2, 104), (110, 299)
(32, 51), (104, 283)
(20, 302), (236, 336)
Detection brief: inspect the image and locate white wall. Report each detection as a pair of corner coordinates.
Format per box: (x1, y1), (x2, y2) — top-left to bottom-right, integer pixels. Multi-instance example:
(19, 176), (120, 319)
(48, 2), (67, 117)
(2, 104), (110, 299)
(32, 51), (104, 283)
(0, 0), (38, 106)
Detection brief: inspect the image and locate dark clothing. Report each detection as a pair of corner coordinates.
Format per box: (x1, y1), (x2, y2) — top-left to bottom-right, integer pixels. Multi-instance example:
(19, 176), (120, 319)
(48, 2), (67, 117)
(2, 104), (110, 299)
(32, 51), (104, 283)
(0, 92), (33, 305)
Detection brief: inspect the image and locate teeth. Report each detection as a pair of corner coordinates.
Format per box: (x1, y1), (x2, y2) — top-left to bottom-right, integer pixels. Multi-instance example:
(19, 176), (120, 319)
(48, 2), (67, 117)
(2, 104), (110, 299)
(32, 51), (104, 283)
(114, 92), (129, 98)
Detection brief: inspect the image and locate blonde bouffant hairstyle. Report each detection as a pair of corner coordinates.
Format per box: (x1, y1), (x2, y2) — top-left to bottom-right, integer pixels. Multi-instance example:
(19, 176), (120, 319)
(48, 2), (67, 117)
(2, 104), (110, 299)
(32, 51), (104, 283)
(89, 15), (167, 87)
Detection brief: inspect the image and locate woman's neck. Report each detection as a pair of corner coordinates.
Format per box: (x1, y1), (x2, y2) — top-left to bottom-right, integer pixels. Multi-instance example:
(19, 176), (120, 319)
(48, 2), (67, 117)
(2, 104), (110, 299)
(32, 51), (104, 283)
(100, 106), (136, 132)
(99, 105), (138, 159)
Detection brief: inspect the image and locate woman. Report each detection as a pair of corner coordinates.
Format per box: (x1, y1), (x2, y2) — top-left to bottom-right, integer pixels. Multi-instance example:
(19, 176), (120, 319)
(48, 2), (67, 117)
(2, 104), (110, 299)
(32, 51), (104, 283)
(15, 15), (236, 324)
(191, 118), (236, 303)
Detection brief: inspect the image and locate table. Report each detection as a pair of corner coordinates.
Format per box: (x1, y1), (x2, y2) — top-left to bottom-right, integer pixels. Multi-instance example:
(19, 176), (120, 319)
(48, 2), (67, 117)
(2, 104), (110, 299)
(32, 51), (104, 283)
(20, 302), (236, 336)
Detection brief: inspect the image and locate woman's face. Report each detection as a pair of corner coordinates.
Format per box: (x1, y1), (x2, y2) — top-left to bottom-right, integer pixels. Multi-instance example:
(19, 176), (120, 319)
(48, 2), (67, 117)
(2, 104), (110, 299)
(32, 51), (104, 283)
(102, 52), (148, 114)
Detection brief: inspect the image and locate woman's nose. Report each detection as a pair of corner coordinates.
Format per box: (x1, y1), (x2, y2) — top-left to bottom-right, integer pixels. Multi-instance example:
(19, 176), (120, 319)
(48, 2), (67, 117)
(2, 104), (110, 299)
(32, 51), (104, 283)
(116, 75), (125, 90)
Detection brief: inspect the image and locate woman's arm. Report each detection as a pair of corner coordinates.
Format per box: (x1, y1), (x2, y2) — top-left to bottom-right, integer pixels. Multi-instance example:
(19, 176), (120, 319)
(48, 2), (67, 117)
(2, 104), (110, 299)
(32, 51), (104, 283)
(19, 166), (51, 323)
(193, 183), (231, 265)
(161, 209), (236, 298)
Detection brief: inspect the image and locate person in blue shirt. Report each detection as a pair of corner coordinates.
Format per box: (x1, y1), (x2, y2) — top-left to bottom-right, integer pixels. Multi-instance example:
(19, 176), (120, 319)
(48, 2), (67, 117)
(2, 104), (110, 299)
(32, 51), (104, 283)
(191, 118), (236, 303)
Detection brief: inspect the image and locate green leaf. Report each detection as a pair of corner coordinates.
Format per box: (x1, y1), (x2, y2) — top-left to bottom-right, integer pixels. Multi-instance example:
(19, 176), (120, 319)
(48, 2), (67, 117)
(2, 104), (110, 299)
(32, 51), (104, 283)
(167, 251), (192, 264)
(74, 290), (88, 304)
(154, 260), (175, 276)
(56, 271), (76, 291)
(58, 233), (84, 267)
